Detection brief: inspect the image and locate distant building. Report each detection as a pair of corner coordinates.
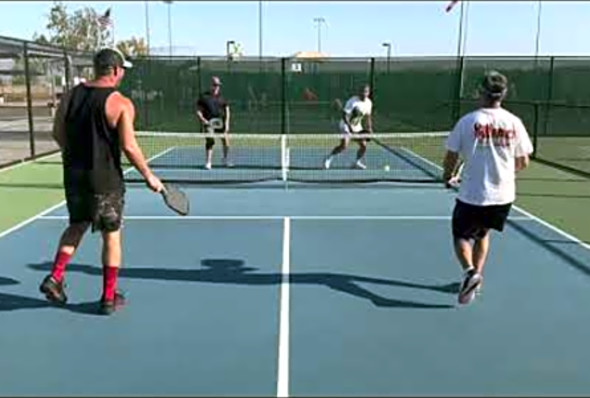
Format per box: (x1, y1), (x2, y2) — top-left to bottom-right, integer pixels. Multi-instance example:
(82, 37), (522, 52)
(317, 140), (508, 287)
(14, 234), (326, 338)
(292, 51), (329, 59)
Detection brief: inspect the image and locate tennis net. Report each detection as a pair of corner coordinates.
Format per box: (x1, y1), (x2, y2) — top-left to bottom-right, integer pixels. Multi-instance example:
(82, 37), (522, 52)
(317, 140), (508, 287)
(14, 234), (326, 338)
(124, 131), (449, 184)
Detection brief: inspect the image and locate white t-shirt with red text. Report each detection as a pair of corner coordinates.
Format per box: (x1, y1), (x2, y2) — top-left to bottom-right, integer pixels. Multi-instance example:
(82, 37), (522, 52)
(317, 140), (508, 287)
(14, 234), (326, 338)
(445, 107), (534, 206)
(339, 96), (372, 134)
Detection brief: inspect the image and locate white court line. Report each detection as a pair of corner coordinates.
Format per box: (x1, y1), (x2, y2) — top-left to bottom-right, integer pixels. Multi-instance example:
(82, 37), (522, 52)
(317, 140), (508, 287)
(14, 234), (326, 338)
(0, 119), (28, 128)
(400, 147), (590, 252)
(0, 147), (175, 238)
(276, 217), (290, 398)
(511, 206), (590, 251)
(0, 151), (61, 174)
(0, 201), (66, 239)
(38, 215), (534, 221)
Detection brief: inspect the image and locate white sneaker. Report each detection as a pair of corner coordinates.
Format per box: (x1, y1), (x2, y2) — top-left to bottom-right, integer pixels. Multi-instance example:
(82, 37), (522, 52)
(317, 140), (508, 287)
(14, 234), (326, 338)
(458, 269), (482, 305)
(352, 160), (366, 170)
(324, 157), (333, 170)
(204, 162), (212, 170)
(223, 158), (234, 168)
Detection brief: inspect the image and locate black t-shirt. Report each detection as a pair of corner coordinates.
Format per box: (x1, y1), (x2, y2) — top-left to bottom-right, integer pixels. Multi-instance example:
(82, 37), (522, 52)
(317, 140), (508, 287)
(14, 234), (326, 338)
(196, 91), (228, 121)
(62, 84), (124, 194)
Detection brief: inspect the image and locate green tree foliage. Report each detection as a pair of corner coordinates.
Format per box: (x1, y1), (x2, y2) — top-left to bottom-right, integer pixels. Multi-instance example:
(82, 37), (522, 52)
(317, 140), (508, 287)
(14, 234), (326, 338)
(33, 2), (111, 52)
(117, 37), (148, 57)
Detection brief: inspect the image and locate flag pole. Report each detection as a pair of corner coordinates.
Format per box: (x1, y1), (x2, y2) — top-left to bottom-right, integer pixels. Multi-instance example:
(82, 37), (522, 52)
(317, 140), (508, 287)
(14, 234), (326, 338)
(462, 1), (470, 57)
(456, 1), (465, 99)
(534, 0), (542, 65)
(456, 0), (464, 60)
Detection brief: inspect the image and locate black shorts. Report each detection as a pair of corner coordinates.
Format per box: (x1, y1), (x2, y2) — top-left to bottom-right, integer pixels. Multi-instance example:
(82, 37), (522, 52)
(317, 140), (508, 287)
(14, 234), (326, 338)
(452, 199), (512, 240)
(203, 127), (226, 148)
(65, 189), (125, 233)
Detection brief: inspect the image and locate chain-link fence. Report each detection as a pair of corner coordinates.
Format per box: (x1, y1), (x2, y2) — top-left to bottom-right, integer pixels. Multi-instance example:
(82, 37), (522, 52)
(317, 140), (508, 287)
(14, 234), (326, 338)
(119, 54), (590, 176)
(2, 33), (590, 177)
(0, 35), (92, 168)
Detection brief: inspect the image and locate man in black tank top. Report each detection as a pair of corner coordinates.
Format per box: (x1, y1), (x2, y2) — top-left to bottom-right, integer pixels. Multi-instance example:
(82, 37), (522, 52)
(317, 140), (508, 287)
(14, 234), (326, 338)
(39, 48), (164, 315)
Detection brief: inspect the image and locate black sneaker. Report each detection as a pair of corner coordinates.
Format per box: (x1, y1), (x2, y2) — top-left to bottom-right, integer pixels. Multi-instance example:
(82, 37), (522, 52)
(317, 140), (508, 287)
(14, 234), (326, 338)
(458, 269), (482, 305)
(39, 275), (68, 304)
(99, 291), (126, 316)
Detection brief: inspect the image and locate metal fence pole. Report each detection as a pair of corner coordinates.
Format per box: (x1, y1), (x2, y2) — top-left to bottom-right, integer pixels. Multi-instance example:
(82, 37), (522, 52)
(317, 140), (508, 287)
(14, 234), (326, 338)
(64, 51), (71, 92)
(23, 42), (35, 158)
(143, 57), (151, 129)
(197, 56), (202, 96)
(369, 57), (375, 102)
(452, 55), (465, 122)
(542, 56), (555, 136)
(281, 57), (286, 135)
(532, 102), (539, 158)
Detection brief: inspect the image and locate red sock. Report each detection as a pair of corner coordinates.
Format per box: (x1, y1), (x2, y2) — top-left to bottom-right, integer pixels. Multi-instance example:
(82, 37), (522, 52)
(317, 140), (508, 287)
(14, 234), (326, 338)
(51, 251), (72, 282)
(103, 266), (119, 301)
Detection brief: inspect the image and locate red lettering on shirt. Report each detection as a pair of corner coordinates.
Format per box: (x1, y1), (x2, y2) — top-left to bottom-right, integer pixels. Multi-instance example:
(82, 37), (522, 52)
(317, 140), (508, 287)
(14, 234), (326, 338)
(473, 123), (515, 147)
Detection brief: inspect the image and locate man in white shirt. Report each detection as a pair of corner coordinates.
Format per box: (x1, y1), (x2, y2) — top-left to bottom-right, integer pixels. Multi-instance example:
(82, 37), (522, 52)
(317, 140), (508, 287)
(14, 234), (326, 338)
(442, 71), (533, 305)
(324, 84), (373, 170)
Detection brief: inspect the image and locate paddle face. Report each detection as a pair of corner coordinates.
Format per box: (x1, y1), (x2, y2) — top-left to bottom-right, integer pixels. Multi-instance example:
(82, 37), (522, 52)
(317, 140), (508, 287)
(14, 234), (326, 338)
(161, 184), (190, 216)
(209, 118), (224, 130)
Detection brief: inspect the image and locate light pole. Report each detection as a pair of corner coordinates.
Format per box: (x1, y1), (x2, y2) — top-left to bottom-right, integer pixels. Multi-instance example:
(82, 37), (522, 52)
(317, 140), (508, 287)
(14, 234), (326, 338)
(534, 0), (542, 66)
(258, 1), (263, 60)
(382, 42), (392, 73)
(145, 1), (151, 55)
(163, 0), (173, 57)
(313, 17), (326, 53)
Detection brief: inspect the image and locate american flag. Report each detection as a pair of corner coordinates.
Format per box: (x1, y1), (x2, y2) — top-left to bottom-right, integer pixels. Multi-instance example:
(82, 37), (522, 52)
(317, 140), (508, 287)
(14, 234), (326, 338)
(445, 0), (460, 12)
(98, 8), (112, 28)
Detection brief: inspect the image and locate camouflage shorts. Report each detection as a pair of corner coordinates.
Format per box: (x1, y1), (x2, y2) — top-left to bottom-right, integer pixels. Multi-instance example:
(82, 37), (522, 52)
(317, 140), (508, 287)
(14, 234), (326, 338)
(65, 190), (125, 233)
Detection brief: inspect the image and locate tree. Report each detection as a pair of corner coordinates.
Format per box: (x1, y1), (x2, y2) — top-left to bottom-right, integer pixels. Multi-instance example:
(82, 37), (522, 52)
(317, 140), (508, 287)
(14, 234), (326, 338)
(116, 37), (148, 57)
(33, 2), (111, 52)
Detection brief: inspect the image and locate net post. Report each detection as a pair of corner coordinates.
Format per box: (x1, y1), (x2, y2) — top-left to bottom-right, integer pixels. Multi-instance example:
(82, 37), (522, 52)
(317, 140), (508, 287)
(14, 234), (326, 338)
(23, 42), (35, 158)
(281, 134), (288, 183)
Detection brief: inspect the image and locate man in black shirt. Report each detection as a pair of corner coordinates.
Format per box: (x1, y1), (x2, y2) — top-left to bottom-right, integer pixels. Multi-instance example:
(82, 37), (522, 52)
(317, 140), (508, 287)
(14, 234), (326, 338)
(39, 48), (164, 315)
(196, 76), (232, 169)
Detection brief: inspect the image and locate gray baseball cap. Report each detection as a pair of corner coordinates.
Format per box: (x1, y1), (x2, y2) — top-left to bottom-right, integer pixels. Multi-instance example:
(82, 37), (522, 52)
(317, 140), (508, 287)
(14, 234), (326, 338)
(481, 70), (508, 98)
(94, 48), (133, 70)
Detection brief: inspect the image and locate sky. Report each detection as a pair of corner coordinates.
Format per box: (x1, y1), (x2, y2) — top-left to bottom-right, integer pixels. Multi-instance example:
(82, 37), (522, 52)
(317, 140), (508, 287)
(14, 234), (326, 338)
(0, 1), (588, 57)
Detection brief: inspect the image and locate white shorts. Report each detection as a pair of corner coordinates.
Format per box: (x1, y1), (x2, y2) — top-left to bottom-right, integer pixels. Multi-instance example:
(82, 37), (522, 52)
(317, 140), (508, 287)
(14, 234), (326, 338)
(338, 121), (364, 139)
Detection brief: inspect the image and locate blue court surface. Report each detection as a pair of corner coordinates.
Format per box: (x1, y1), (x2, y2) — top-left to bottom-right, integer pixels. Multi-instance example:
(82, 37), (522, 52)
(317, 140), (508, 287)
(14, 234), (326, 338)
(2, 182), (590, 396)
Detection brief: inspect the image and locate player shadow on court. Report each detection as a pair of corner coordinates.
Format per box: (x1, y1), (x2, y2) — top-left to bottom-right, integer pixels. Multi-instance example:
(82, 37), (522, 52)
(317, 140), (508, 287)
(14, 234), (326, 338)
(0, 277), (41, 312)
(0, 291), (100, 314)
(0, 275), (110, 315)
(0, 276), (57, 312)
(28, 260), (459, 310)
(507, 219), (590, 277)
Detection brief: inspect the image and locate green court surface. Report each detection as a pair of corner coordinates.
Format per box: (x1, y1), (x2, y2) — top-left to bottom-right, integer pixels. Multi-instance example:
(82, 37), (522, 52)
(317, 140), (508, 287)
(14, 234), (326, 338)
(2, 153), (588, 242)
(535, 136), (590, 176)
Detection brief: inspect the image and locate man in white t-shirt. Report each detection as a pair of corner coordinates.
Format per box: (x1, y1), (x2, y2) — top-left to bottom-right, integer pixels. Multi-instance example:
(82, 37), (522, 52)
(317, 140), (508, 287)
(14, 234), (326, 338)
(443, 71), (533, 305)
(324, 84), (373, 170)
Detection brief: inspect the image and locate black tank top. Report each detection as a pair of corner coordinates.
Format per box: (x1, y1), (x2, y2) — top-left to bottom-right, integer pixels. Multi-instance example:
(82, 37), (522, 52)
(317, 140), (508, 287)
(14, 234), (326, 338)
(62, 85), (124, 194)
